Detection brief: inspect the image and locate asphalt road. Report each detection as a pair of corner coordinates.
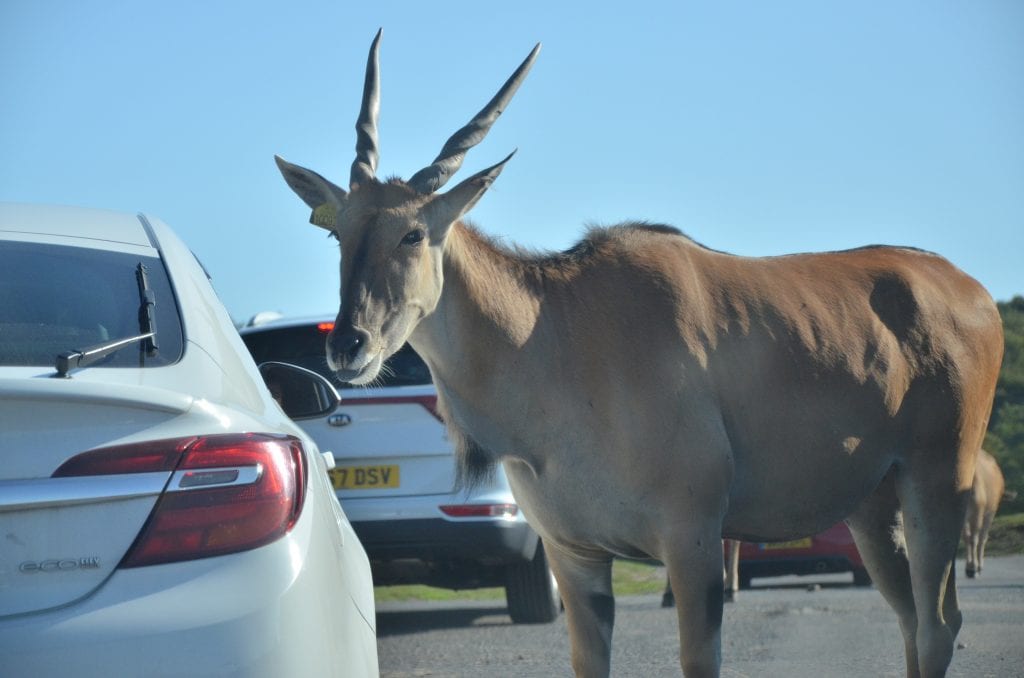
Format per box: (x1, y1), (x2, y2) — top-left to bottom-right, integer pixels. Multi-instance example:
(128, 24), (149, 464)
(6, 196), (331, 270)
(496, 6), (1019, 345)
(376, 555), (1024, 677)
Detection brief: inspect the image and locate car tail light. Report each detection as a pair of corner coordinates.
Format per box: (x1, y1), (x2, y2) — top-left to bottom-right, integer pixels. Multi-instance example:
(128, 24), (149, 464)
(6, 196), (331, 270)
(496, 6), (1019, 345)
(53, 437), (194, 476)
(439, 503), (518, 519)
(53, 433), (307, 567)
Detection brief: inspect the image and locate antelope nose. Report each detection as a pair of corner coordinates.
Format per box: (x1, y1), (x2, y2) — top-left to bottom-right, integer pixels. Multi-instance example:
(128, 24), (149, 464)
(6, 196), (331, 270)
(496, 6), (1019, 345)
(330, 327), (370, 364)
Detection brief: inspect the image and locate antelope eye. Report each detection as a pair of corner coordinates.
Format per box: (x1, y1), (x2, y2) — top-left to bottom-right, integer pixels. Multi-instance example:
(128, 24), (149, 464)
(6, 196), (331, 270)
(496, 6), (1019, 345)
(401, 228), (425, 246)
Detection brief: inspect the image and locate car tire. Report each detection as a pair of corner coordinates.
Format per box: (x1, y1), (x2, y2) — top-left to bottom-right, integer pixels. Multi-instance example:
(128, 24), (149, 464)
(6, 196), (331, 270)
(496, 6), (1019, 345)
(505, 541), (561, 624)
(852, 567), (872, 587)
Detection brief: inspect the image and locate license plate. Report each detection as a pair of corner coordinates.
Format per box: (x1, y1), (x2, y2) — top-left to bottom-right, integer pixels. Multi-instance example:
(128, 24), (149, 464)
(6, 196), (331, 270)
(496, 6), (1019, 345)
(330, 464), (400, 490)
(761, 538), (813, 550)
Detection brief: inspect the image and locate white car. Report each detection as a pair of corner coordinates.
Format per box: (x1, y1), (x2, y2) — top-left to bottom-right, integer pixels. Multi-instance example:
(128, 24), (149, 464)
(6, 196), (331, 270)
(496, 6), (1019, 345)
(0, 203), (378, 677)
(240, 317), (562, 623)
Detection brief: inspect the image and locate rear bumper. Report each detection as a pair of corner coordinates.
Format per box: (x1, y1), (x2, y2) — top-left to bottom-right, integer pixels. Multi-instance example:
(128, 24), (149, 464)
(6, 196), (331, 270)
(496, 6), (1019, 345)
(339, 483), (538, 588)
(0, 502), (378, 678)
(354, 516), (538, 564)
(340, 486), (538, 565)
(741, 555), (862, 580)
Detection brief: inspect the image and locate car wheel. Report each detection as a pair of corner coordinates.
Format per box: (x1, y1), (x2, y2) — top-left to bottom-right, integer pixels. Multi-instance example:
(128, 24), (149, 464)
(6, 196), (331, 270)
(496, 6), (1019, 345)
(505, 541), (561, 624)
(852, 567), (872, 587)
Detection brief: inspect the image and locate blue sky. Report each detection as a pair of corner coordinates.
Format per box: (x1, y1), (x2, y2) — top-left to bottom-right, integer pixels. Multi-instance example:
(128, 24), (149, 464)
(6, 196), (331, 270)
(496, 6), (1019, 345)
(3, 1), (1021, 324)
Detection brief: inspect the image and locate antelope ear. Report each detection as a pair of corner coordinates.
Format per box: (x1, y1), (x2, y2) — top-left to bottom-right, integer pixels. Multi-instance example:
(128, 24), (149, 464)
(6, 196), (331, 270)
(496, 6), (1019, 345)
(424, 151), (515, 240)
(274, 155), (347, 230)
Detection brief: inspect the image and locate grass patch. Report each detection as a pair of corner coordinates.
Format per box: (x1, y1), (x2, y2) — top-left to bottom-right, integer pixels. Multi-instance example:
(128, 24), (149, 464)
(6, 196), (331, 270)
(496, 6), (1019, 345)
(374, 515), (1024, 604)
(373, 559), (667, 603)
(611, 559), (668, 596)
(374, 584), (504, 603)
(976, 512), (1024, 556)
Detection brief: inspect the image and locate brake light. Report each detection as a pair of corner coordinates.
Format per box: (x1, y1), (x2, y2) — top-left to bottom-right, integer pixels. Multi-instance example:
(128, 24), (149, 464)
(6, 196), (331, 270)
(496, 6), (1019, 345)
(342, 394), (444, 423)
(439, 503), (518, 519)
(53, 437), (194, 477)
(317, 322), (335, 333)
(54, 433), (307, 567)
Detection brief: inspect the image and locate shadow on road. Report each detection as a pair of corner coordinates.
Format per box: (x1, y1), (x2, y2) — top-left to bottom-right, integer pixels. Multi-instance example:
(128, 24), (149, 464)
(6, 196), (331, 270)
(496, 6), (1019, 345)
(376, 604), (512, 637)
(376, 582), (863, 633)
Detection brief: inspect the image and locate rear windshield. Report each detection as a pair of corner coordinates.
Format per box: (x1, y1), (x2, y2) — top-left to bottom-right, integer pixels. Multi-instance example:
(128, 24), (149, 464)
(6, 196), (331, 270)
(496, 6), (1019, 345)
(0, 240), (184, 367)
(241, 325), (432, 389)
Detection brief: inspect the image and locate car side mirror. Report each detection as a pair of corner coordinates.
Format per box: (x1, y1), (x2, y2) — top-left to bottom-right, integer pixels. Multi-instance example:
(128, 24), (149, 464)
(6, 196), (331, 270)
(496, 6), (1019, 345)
(258, 361), (340, 420)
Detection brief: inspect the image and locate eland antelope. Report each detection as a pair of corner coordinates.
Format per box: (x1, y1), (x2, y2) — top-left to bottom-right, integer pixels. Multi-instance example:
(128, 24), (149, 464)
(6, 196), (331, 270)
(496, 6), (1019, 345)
(962, 449), (1008, 579)
(274, 31), (1004, 678)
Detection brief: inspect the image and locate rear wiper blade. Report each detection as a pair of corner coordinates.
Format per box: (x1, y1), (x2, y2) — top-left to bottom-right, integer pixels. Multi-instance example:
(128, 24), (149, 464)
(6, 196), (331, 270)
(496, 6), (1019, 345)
(52, 262), (160, 378)
(54, 332), (156, 378)
(136, 262), (159, 356)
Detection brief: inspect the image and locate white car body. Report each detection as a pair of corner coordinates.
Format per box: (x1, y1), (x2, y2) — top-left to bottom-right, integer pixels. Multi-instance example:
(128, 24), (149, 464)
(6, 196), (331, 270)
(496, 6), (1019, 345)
(0, 203), (378, 677)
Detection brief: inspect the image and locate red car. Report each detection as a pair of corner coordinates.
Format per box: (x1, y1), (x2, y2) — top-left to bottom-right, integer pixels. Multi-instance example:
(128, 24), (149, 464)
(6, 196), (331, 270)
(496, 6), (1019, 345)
(734, 522), (870, 588)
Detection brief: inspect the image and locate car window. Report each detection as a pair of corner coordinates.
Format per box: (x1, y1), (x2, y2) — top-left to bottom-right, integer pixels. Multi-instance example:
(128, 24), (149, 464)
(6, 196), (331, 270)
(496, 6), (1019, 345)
(241, 325), (432, 389)
(0, 240), (184, 367)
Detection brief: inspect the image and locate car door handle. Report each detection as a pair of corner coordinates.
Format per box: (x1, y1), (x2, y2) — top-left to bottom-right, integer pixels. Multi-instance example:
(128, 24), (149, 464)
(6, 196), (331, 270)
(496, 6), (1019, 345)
(327, 413), (352, 427)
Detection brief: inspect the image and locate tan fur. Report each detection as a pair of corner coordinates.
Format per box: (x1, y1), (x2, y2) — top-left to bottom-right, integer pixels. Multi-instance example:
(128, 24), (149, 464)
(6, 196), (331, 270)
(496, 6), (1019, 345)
(962, 450), (1006, 578)
(340, 215), (1001, 678)
(663, 540), (740, 608)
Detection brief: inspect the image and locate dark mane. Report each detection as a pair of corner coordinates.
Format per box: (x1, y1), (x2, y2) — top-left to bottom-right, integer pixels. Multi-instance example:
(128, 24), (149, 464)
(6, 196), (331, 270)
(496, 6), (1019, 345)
(842, 243), (935, 256)
(455, 220), (697, 283)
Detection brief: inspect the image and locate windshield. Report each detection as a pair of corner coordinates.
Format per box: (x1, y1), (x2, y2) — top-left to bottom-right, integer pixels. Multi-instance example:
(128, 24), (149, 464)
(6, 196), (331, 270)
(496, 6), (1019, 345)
(0, 240), (184, 367)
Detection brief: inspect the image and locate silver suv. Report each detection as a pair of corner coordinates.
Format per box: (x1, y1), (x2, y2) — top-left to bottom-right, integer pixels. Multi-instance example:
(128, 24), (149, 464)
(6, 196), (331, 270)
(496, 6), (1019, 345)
(240, 316), (561, 623)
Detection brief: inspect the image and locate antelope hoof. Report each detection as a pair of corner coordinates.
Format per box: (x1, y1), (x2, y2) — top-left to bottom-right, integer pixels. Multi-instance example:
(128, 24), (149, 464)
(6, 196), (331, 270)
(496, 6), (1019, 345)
(661, 591), (675, 608)
(965, 567), (976, 579)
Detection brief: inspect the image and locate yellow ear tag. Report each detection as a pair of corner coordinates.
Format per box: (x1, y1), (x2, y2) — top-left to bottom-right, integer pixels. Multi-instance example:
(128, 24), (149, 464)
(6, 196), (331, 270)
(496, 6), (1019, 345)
(311, 203), (338, 228)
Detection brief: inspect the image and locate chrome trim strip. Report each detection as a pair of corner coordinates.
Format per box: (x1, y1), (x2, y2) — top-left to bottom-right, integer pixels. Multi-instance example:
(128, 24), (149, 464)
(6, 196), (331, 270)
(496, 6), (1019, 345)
(168, 464), (262, 492)
(0, 472), (170, 512)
